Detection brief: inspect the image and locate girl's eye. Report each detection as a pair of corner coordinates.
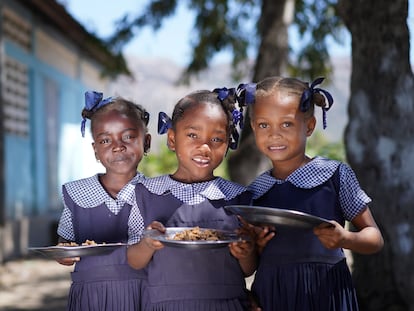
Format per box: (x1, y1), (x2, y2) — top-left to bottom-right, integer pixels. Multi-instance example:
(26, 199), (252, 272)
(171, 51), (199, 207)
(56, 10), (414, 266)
(100, 138), (110, 144)
(123, 134), (135, 141)
(188, 133), (197, 138)
(211, 137), (224, 143)
(258, 123), (268, 129)
(282, 122), (292, 128)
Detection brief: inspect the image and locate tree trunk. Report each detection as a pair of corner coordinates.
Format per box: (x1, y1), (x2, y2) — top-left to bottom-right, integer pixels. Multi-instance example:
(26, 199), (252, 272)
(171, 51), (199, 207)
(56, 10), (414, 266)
(338, 0), (414, 309)
(228, 0), (293, 185)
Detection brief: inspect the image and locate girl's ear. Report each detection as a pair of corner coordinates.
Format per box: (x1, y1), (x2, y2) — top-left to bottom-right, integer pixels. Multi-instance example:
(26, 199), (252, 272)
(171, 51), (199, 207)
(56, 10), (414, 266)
(306, 116), (316, 137)
(166, 128), (176, 151)
(144, 134), (152, 153)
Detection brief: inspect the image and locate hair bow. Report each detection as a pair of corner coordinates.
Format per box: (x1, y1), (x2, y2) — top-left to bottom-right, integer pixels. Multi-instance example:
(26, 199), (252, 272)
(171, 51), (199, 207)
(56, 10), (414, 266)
(142, 111), (150, 126)
(236, 83), (256, 107)
(214, 87), (235, 102)
(81, 91), (113, 137)
(299, 77), (334, 129)
(214, 86), (247, 150)
(158, 111), (172, 135)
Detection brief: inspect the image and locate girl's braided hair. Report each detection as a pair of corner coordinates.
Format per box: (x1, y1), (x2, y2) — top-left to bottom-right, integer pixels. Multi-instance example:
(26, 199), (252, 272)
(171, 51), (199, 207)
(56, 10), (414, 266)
(82, 96), (150, 136)
(255, 76), (333, 128)
(171, 90), (237, 138)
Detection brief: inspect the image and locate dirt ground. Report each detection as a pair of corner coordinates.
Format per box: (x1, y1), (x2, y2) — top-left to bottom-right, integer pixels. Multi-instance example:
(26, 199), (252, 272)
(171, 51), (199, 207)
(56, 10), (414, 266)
(0, 256), (255, 311)
(0, 256), (72, 311)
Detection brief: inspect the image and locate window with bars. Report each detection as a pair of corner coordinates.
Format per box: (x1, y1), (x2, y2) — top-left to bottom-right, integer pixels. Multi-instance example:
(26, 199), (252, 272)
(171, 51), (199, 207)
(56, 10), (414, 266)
(2, 7), (31, 137)
(2, 56), (29, 138)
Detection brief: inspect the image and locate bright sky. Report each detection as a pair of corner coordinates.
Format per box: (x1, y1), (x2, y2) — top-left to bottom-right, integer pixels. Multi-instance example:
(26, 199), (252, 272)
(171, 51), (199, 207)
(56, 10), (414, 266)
(62, 0), (413, 65)
(62, 0), (200, 64)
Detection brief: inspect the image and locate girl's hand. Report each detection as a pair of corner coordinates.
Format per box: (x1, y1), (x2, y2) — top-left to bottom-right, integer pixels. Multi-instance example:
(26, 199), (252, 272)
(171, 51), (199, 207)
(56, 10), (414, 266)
(313, 221), (348, 249)
(235, 216), (275, 254)
(143, 221), (166, 250)
(230, 218), (256, 259)
(56, 256), (80, 266)
(127, 220), (167, 269)
(229, 239), (255, 260)
(314, 207), (383, 254)
(254, 225), (276, 254)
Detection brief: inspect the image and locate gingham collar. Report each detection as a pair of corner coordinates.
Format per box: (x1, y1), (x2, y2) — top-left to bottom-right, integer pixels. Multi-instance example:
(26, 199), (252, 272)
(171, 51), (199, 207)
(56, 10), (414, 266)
(65, 173), (145, 213)
(248, 156), (341, 199)
(142, 175), (247, 205)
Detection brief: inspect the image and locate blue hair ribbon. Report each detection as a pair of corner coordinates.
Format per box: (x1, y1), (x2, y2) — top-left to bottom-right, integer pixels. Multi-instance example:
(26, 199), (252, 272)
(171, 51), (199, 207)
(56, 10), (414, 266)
(81, 91), (113, 137)
(236, 83), (256, 106)
(214, 87), (246, 150)
(299, 77), (334, 129)
(214, 87), (235, 102)
(158, 111), (172, 135)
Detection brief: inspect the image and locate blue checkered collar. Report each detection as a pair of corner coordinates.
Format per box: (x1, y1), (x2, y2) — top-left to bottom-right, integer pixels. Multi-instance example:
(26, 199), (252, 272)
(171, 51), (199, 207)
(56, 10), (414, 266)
(142, 175), (247, 205)
(65, 173), (145, 214)
(248, 156), (341, 199)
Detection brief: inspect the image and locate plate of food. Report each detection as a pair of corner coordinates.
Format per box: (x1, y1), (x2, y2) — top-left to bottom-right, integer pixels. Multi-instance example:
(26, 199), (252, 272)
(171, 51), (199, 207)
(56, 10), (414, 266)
(224, 205), (333, 229)
(143, 226), (247, 249)
(28, 240), (127, 259)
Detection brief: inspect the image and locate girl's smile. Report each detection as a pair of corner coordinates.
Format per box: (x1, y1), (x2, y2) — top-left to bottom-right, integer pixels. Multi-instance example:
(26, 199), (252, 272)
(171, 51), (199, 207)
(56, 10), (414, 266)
(168, 102), (229, 183)
(251, 91), (315, 179)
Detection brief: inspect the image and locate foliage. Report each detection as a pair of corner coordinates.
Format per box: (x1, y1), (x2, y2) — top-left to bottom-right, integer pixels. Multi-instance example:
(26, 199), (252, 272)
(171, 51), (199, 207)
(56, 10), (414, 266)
(290, 0), (345, 79)
(306, 130), (346, 162)
(139, 143), (229, 178)
(139, 144), (177, 177)
(106, 0), (345, 82)
(106, 0), (258, 82)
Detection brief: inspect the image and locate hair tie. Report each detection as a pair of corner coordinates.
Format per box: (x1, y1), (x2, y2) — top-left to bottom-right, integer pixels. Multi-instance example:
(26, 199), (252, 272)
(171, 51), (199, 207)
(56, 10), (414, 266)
(158, 111), (172, 135)
(213, 87), (243, 128)
(299, 77), (334, 129)
(81, 91), (113, 137)
(229, 129), (240, 150)
(142, 111), (150, 126)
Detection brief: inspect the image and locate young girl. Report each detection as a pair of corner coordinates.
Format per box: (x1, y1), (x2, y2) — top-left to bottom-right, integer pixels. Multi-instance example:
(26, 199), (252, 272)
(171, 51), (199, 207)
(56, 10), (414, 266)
(127, 89), (257, 310)
(56, 91), (151, 311)
(247, 77), (384, 310)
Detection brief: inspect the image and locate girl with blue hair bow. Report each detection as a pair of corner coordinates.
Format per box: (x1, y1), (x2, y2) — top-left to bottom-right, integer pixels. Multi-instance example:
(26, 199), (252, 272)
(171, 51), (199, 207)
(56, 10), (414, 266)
(127, 88), (259, 310)
(244, 76), (384, 310)
(56, 91), (151, 311)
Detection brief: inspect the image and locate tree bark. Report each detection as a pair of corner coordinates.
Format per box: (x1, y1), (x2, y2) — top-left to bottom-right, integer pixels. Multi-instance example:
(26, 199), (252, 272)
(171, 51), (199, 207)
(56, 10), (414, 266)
(338, 0), (414, 309)
(228, 0), (293, 185)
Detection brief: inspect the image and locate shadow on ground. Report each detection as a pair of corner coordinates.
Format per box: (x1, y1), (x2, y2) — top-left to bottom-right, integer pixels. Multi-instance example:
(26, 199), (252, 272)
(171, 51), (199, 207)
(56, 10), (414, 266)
(0, 257), (72, 310)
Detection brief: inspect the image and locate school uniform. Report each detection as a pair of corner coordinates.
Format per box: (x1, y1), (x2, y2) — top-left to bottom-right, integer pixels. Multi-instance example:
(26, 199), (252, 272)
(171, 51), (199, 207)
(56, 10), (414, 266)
(249, 156), (369, 311)
(136, 175), (252, 311)
(57, 173), (146, 311)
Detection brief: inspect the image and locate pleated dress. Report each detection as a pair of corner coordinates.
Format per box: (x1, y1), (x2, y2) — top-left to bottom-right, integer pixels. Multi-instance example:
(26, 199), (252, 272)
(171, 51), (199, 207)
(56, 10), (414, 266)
(57, 173), (146, 311)
(135, 175), (253, 311)
(248, 157), (370, 311)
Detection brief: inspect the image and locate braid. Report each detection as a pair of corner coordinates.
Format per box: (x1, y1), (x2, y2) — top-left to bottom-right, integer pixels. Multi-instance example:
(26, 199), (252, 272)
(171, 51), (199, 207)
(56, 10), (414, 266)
(87, 97), (150, 134)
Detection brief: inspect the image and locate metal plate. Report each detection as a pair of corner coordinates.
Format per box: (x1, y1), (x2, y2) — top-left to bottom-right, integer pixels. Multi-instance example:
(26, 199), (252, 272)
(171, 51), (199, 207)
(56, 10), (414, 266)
(28, 243), (127, 259)
(224, 205), (333, 229)
(144, 227), (245, 249)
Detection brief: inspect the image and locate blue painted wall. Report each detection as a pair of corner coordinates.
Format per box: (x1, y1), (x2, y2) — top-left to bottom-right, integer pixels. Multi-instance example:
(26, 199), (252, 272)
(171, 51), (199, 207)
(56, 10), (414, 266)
(4, 41), (88, 219)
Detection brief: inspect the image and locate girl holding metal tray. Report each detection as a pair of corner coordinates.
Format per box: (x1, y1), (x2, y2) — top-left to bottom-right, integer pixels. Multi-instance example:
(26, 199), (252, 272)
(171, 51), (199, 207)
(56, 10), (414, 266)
(244, 76), (384, 311)
(127, 88), (258, 310)
(56, 92), (151, 311)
